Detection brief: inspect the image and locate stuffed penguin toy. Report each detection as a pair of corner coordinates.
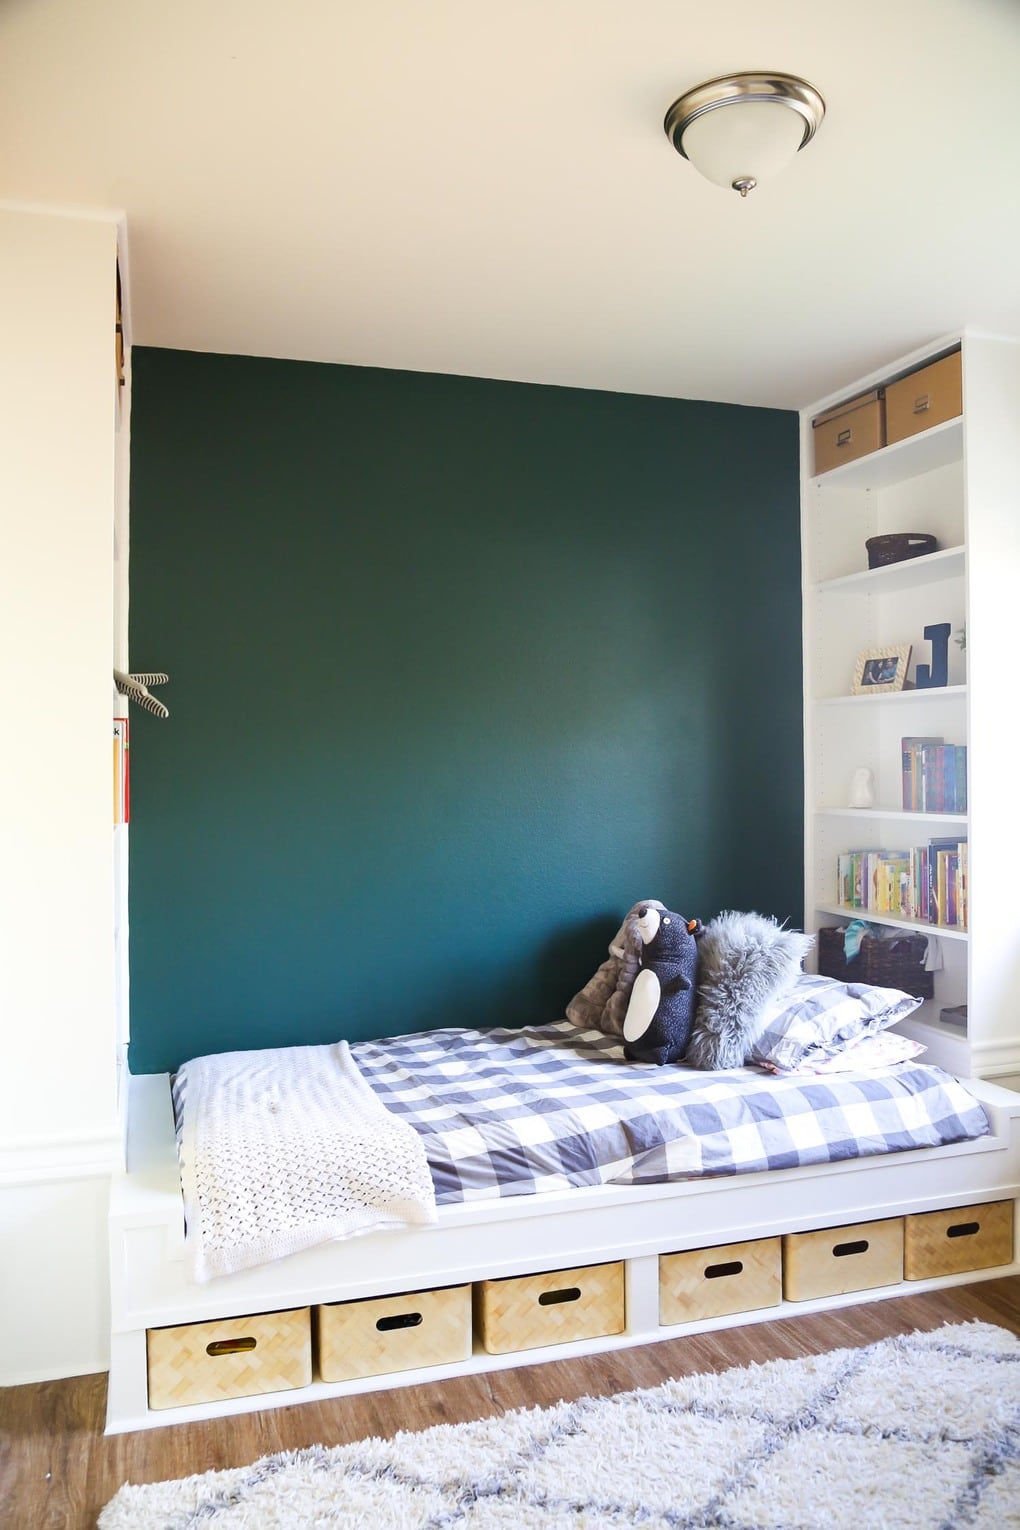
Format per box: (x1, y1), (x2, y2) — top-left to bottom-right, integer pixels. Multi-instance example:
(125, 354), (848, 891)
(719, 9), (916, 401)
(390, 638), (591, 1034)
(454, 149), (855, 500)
(622, 905), (704, 1065)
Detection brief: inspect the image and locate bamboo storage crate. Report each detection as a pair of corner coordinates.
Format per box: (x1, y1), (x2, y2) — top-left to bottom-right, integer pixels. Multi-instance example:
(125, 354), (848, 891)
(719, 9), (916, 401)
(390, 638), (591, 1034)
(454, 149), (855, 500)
(783, 1219), (904, 1301)
(474, 1262), (625, 1355)
(316, 1284), (472, 1383)
(660, 1237), (781, 1326)
(146, 1307), (311, 1410)
(904, 1201), (1014, 1280)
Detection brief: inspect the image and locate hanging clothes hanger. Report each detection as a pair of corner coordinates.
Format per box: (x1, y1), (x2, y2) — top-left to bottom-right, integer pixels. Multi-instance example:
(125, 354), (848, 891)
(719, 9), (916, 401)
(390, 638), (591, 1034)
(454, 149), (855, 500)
(114, 669), (170, 719)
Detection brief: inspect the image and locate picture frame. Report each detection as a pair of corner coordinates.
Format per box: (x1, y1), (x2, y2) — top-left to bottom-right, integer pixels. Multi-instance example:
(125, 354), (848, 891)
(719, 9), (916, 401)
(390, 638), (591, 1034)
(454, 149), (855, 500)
(852, 644), (912, 695)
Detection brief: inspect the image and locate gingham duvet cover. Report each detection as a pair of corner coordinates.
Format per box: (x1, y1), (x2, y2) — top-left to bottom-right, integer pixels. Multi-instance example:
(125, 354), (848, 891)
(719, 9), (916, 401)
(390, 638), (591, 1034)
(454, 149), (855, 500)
(352, 1019), (990, 1204)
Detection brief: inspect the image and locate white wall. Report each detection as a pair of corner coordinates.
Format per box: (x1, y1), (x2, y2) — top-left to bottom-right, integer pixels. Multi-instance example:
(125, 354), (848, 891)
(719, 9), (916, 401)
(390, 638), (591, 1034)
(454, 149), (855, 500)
(0, 204), (124, 1382)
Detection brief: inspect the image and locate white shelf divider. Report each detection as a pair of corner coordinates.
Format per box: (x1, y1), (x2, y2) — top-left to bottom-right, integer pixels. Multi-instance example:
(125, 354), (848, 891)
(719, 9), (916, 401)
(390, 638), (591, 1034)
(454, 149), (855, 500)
(813, 902), (969, 942)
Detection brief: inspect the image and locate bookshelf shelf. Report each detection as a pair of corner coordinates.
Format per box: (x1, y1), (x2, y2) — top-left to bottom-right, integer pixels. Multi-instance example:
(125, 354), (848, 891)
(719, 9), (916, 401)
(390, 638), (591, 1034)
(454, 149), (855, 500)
(818, 546), (965, 596)
(901, 1009), (970, 1045)
(802, 332), (1020, 1083)
(895, 1009), (971, 1072)
(815, 808), (968, 827)
(813, 903), (969, 943)
(808, 415), (962, 491)
(813, 686), (967, 708)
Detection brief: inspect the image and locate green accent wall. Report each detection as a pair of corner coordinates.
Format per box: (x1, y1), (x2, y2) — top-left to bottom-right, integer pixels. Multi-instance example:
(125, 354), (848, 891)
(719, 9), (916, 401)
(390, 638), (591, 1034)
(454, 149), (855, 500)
(128, 349), (802, 1074)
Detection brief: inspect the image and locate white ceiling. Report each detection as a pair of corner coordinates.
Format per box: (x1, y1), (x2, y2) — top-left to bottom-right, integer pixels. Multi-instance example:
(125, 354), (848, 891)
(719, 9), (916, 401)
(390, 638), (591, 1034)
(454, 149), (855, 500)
(2, 0), (1019, 409)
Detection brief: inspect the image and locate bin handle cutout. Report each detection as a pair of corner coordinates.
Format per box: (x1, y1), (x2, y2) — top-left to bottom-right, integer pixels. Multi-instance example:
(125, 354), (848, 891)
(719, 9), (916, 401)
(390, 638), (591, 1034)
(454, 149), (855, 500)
(833, 1239), (869, 1258)
(538, 1287), (581, 1306)
(207, 1336), (257, 1356)
(376, 1312), (423, 1332)
(705, 1260), (744, 1280)
(947, 1221), (980, 1239)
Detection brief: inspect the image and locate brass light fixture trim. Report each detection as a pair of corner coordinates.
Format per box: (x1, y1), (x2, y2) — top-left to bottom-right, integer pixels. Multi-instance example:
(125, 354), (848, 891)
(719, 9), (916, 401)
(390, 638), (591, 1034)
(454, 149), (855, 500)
(663, 72), (826, 196)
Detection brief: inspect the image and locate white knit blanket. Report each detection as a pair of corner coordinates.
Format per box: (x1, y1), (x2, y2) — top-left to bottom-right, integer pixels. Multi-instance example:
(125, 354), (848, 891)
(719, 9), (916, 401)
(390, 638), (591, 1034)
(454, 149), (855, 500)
(174, 1041), (438, 1282)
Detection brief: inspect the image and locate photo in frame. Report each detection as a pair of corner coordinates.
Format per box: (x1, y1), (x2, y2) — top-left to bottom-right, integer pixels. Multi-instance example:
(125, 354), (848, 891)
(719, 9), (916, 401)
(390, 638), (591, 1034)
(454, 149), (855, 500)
(852, 644), (912, 695)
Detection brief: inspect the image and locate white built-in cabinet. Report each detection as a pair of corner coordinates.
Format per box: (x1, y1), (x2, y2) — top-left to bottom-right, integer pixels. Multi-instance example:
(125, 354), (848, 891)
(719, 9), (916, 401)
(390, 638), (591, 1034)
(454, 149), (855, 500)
(801, 331), (1020, 1084)
(0, 204), (130, 1385)
(113, 244), (132, 1148)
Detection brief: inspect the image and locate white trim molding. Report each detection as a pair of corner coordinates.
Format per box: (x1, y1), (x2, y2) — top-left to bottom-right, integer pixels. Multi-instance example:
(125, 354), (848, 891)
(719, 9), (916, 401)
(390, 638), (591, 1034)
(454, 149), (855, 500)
(0, 1131), (123, 1188)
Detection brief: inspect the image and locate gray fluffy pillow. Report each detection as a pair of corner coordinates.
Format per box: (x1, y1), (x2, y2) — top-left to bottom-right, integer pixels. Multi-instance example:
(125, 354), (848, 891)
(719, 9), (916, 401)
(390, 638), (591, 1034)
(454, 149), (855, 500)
(685, 911), (814, 1070)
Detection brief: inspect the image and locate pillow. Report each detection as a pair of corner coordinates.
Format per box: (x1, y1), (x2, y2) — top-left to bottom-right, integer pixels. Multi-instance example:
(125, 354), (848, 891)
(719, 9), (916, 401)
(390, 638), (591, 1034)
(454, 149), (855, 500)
(750, 972), (923, 1075)
(685, 911), (814, 1070)
(758, 1028), (926, 1077)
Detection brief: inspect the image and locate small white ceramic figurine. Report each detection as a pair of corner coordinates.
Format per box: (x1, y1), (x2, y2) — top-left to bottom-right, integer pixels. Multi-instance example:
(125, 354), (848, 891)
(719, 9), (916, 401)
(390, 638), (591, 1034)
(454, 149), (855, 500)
(848, 766), (875, 808)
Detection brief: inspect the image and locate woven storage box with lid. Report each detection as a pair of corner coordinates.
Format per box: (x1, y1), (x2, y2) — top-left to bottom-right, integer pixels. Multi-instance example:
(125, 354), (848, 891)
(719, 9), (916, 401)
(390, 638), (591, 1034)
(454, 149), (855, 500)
(660, 1237), (781, 1326)
(316, 1284), (471, 1383)
(783, 1218), (904, 1301)
(904, 1201), (1014, 1280)
(817, 926), (934, 1000)
(146, 1307), (311, 1410)
(474, 1262), (624, 1355)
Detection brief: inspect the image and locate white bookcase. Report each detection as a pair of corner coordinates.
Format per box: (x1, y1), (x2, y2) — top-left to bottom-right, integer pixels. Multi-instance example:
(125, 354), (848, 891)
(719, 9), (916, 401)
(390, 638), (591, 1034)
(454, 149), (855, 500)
(801, 331), (1020, 1085)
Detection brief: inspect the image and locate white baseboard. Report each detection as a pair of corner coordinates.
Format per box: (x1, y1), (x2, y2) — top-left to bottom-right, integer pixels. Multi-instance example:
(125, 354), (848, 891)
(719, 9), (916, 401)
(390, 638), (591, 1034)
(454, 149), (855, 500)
(2, 1360), (107, 1388)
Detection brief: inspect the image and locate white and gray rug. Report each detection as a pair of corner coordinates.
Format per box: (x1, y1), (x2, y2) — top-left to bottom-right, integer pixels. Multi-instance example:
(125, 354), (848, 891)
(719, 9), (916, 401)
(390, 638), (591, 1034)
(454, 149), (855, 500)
(100, 1320), (1020, 1528)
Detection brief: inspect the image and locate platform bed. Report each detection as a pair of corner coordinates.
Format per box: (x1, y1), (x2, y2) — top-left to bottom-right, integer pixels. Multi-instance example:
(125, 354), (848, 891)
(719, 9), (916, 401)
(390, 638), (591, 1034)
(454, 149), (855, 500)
(107, 1069), (1020, 1432)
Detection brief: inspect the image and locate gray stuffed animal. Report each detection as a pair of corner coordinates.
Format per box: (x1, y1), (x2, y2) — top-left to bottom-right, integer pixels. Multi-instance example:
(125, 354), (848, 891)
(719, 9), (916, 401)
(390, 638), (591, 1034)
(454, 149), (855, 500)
(565, 899), (667, 1037)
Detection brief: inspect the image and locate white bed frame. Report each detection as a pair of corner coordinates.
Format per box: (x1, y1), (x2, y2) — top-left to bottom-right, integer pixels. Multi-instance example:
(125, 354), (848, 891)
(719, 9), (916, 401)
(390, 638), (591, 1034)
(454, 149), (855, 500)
(107, 1070), (1020, 1433)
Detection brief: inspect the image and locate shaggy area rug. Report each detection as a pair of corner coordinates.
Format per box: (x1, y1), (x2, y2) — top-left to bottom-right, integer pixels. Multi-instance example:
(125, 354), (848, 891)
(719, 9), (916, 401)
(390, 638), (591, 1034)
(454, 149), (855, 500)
(100, 1321), (1020, 1529)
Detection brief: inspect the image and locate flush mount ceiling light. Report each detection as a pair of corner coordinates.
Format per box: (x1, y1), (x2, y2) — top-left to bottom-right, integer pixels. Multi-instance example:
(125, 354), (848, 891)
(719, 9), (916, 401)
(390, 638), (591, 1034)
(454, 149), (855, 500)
(663, 72), (825, 197)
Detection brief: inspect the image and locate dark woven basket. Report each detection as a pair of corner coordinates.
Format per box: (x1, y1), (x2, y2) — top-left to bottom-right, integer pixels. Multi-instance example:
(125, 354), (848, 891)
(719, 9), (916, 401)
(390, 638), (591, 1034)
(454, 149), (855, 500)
(865, 532), (937, 569)
(817, 926), (934, 1000)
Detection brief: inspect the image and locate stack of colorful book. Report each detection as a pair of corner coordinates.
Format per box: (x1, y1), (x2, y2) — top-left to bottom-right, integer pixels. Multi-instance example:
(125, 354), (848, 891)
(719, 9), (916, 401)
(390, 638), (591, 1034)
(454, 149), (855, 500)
(912, 837), (967, 928)
(901, 735), (967, 813)
(836, 836), (967, 929)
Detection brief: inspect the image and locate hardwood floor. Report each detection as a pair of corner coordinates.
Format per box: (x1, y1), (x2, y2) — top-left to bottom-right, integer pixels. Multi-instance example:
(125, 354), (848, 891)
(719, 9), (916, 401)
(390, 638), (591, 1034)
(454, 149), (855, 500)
(3, 1277), (1019, 1529)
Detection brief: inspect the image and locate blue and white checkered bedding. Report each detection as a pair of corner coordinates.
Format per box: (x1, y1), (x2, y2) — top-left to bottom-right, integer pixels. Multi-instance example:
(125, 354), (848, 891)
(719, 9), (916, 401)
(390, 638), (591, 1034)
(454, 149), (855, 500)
(352, 1019), (990, 1204)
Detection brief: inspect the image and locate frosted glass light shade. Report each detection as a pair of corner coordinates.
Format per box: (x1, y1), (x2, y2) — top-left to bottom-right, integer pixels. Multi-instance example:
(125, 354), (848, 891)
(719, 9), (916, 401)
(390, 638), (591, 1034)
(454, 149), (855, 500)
(663, 73), (825, 196)
(680, 100), (808, 191)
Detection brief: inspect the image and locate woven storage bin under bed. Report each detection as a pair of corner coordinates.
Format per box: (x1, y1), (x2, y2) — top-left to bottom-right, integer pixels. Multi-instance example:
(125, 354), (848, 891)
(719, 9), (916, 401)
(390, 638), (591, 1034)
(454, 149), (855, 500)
(317, 1285), (471, 1382)
(146, 1307), (311, 1410)
(784, 1219), (904, 1301)
(660, 1237), (781, 1325)
(474, 1262), (624, 1355)
(904, 1201), (1014, 1280)
(817, 926), (934, 1000)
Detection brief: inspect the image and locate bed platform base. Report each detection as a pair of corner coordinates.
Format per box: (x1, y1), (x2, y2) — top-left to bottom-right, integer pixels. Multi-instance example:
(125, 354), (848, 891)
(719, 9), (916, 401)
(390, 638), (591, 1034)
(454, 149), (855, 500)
(107, 1072), (1020, 1433)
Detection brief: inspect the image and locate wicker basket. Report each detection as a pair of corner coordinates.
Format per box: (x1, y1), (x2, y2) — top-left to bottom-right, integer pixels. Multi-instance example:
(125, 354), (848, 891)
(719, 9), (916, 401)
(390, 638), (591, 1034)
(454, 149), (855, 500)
(316, 1285), (472, 1383)
(865, 532), (937, 568)
(146, 1308), (311, 1410)
(474, 1262), (624, 1355)
(783, 1218), (904, 1300)
(660, 1237), (781, 1325)
(817, 926), (934, 999)
(904, 1201), (1014, 1280)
